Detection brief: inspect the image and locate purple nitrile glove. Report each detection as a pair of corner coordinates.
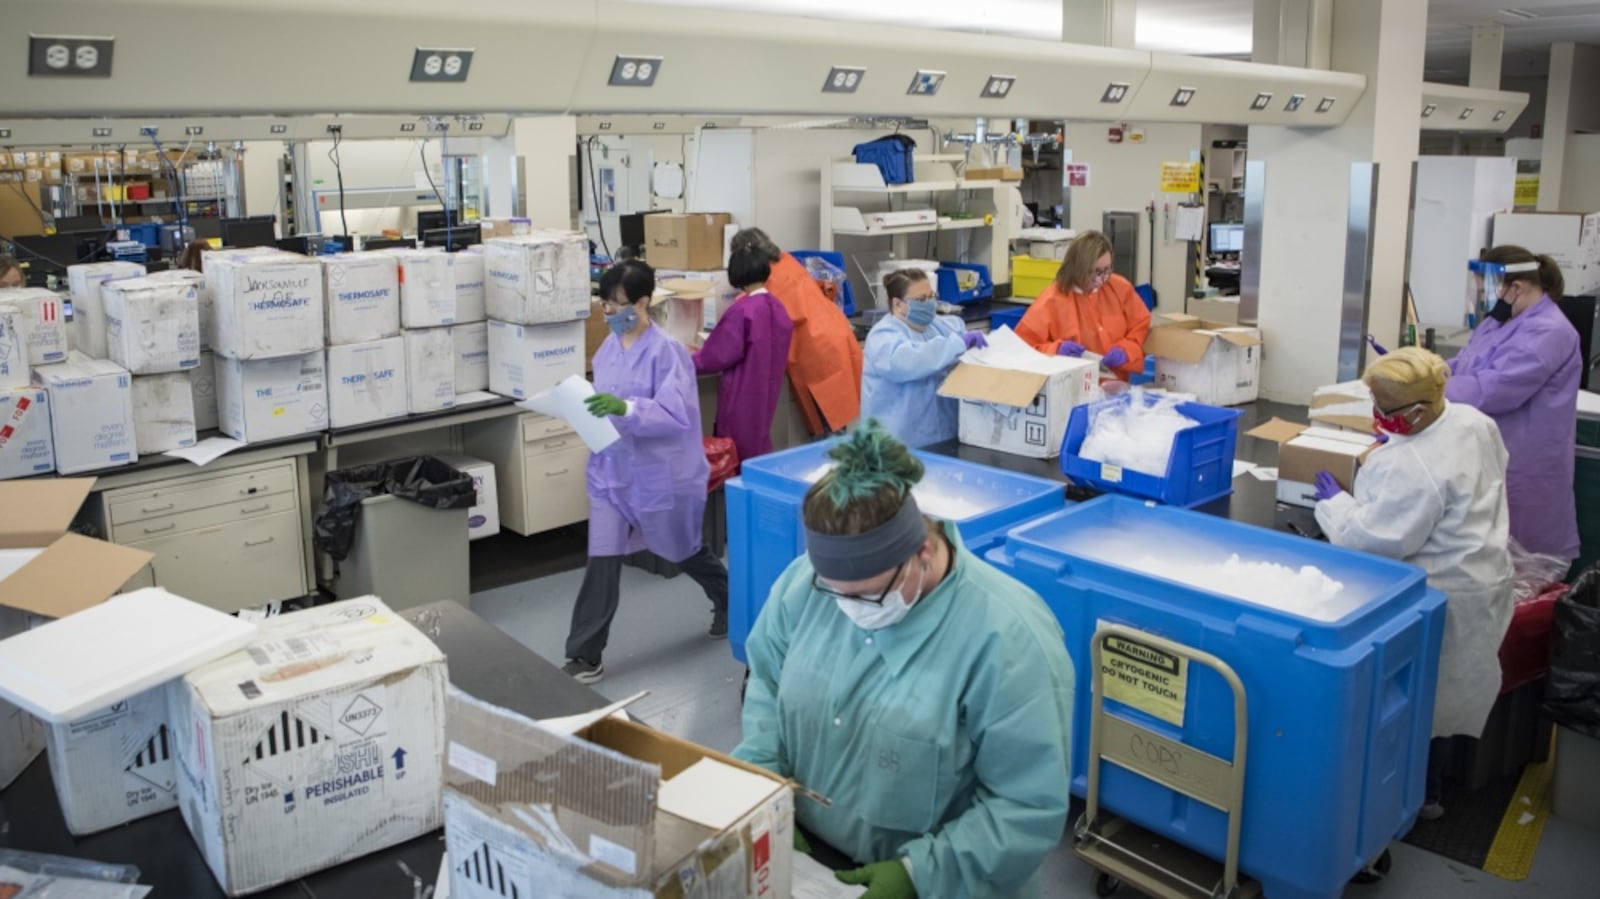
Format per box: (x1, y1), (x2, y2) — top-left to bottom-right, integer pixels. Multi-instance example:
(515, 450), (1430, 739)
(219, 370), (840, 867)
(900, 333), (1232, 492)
(1058, 340), (1086, 357)
(963, 331), (988, 350)
(1102, 346), (1129, 369)
(1373, 431), (1390, 444)
(1314, 470), (1343, 502)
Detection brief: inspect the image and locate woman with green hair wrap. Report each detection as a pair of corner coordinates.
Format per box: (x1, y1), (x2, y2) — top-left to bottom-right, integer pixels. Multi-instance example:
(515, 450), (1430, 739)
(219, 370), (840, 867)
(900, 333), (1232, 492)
(733, 422), (1076, 899)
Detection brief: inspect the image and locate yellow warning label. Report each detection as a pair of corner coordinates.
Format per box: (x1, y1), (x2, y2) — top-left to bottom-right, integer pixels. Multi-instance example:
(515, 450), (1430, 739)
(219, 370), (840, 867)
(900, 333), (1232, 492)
(1515, 174), (1540, 208)
(1160, 162), (1202, 194)
(1101, 633), (1188, 726)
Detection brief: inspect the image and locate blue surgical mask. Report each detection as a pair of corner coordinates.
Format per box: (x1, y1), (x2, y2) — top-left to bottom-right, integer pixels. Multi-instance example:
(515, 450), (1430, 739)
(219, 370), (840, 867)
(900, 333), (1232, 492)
(606, 306), (639, 336)
(906, 299), (937, 328)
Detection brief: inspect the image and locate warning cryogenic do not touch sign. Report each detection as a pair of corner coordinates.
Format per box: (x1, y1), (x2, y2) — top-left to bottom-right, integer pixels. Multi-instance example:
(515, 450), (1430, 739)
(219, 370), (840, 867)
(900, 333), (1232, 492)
(1101, 632), (1188, 726)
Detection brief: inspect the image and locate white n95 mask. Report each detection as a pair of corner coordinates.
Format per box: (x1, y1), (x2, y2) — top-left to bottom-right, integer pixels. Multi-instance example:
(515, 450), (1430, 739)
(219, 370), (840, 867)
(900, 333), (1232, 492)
(835, 564), (924, 631)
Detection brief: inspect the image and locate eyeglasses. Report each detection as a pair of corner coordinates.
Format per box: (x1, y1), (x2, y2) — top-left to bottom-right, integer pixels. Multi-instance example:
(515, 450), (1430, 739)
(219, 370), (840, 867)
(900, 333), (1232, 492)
(1374, 399), (1429, 417)
(812, 561), (905, 606)
(1091, 266), (1113, 280)
(600, 299), (636, 314)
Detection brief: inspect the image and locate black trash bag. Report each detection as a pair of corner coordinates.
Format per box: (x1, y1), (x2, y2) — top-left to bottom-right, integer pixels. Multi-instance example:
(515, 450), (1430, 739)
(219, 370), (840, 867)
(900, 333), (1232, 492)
(314, 456), (476, 562)
(1543, 566), (1600, 739)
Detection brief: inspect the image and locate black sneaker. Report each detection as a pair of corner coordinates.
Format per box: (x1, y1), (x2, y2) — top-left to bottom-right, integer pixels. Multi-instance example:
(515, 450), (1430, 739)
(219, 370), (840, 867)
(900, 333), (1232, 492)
(562, 658), (604, 685)
(709, 615), (728, 638)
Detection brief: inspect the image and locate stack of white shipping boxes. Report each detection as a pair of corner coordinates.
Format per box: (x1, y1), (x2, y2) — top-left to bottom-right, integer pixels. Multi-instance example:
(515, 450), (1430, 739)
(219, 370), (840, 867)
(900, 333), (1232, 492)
(144, 268), (216, 431)
(321, 253), (406, 428)
(208, 253), (330, 443)
(393, 249), (487, 410)
(32, 355), (138, 473)
(66, 261), (146, 358)
(0, 288), (68, 367)
(483, 232), (590, 401)
(102, 277), (202, 452)
(0, 303), (55, 478)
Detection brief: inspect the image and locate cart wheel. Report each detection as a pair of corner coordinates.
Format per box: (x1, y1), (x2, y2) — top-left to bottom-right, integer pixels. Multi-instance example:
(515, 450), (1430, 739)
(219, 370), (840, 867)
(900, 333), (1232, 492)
(1350, 849), (1392, 885)
(1094, 871), (1122, 897)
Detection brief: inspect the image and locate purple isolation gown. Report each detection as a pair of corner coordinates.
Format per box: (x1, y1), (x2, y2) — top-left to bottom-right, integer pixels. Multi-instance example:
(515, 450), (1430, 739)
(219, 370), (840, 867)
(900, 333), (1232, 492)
(693, 289), (795, 465)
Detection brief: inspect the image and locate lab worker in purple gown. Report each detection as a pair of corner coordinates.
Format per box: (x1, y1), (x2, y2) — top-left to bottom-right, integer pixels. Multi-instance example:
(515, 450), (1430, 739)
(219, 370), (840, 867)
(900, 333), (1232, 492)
(1446, 245), (1582, 560)
(693, 247), (795, 465)
(562, 260), (729, 685)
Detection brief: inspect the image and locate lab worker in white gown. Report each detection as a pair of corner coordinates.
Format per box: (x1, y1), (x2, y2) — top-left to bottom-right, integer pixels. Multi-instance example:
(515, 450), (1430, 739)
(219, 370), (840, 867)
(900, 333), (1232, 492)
(1313, 347), (1513, 822)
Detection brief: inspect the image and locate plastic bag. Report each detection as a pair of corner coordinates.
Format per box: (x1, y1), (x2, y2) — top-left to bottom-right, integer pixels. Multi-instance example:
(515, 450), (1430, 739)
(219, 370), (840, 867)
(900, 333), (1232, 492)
(1079, 389), (1198, 477)
(1512, 537), (1571, 603)
(1543, 566), (1600, 739)
(0, 850), (148, 899)
(705, 436), (739, 492)
(0, 851), (138, 885)
(314, 456), (477, 561)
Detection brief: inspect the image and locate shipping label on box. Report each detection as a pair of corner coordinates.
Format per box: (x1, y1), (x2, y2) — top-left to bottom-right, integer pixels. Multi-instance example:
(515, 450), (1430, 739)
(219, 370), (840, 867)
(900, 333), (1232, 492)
(484, 233), (593, 325)
(210, 257), (326, 359)
(403, 328), (456, 415)
(47, 685), (176, 836)
(67, 261), (146, 360)
(131, 373), (197, 453)
(452, 322), (489, 394)
(322, 253), (401, 346)
(939, 357), (1097, 459)
(326, 339), (407, 428)
(217, 352), (328, 443)
(190, 351), (219, 432)
(0, 289), (67, 366)
(103, 278), (202, 375)
(32, 358), (137, 473)
(169, 598), (447, 897)
(0, 388), (54, 479)
(643, 213), (733, 271)
(487, 320), (585, 400)
(0, 305), (34, 390)
(453, 253), (487, 324)
(435, 454), (498, 540)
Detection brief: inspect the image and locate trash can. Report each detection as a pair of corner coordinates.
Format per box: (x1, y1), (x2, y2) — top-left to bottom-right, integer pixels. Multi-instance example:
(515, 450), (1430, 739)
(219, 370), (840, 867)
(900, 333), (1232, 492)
(1544, 566), (1600, 829)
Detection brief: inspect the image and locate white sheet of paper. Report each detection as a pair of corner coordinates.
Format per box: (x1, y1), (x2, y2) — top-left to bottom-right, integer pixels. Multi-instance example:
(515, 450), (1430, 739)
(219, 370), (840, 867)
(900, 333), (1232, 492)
(962, 325), (1065, 374)
(434, 852), (451, 899)
(1175, 205), (1206, 241)
(164, 436), (246, 467)
(517, 376), (621, 453)
(536, 690), (648, 736)
(657, 757), (781, 831)
(1249, 466), (1279, 482)
(793, 854), (868, 898)
(1233, 460), (1257, 479)
(455, 390), (501, 406)
(1579, 389), (1600, 417)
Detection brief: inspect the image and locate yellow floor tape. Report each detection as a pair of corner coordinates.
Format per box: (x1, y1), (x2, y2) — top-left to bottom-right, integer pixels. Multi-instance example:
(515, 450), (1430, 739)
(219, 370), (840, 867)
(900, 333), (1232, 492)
(1482, 745), (1556, 881)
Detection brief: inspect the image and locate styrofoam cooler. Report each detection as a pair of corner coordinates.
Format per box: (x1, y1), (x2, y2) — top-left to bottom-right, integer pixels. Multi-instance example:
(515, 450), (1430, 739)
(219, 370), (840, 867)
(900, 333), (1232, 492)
(725, 440), (1067, 663)
(984, 495), (1447, 899)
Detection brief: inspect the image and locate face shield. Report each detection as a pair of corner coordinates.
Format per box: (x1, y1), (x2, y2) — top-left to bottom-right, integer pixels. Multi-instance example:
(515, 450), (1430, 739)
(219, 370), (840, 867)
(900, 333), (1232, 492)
(1467, 259), (1539, 326)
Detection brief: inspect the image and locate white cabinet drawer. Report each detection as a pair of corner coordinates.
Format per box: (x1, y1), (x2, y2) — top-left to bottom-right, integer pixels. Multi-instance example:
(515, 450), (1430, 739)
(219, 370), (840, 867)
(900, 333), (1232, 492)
(111, 492), (297, 544)
(526, 433), (585, 457)
(107, 462), (296, 526)
(522, 446), (589, 534)
(127, 510), (305, 613)
(521, 414), (574, 444)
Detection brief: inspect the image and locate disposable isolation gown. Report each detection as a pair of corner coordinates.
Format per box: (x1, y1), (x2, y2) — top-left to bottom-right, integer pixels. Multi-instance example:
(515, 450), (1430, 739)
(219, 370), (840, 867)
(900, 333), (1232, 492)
(767, 253), (864, 434)
(1446, 296), (1582, 560)
(860, 313), (966, 448)
(588, 325), (709, 564)
(1315, 402), (1514, 738)
(1015, 274), (1152, 380)
(693, 289), (794, 464)
(734, 524), (1075, 899)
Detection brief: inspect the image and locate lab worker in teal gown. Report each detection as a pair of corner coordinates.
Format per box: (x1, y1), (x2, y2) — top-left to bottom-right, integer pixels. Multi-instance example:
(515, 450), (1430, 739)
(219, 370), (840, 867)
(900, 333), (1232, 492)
(733, 424), (1075, 899)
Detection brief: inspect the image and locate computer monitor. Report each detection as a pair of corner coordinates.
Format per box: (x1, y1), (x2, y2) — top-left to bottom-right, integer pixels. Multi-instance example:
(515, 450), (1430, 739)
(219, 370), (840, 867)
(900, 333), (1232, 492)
(221, 215), (278, 249)
(422, 224), (481, 250)
(53, 215), (104, 233)
(188, 216), (224, 241)
(416, 209), (450, 235)
(362, 237), (415, 251)
(1209, 222), (1244, 254)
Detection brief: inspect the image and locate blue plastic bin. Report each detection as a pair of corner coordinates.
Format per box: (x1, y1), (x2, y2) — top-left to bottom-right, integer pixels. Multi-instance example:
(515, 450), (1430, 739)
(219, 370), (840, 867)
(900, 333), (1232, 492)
(989, 305), (1026, 331)
(984, 495), (1446, 899)
(1060, 393), (1241, 507)
(935, 262), (993, 305)
(789, 250), (856, 316)
(1129, 355), (1156, 386)
(125, 223), (161, 248)
(725, 440), (1068, 663)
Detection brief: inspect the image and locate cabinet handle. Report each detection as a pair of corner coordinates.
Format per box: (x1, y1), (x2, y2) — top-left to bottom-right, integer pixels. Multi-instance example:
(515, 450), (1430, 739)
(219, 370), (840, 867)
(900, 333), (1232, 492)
(545, 468), (569, 477)
(142, 503), (175, 515)
(143, 522), (177, 535)
(239, 504), (271, 515)
(244, 536), (276, 548)
(544, 424), (567, 434)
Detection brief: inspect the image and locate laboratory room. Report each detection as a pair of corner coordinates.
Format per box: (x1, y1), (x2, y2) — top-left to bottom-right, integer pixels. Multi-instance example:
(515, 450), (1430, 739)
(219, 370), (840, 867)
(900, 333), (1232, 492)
(5, 1), (1600, 898)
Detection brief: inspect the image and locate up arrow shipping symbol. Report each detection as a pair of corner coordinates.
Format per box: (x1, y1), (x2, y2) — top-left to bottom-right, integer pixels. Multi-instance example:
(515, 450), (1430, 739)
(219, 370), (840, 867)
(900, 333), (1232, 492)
(392, 747), (407, 771)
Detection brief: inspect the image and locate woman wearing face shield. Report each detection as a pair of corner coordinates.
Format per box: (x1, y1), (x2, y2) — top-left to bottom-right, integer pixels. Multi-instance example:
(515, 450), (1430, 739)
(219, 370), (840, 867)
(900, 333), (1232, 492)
(1312, 348), (1513, 820)
(1014, 230), (1151, 380)
(859, 269), (987, 448)
(561, 260), (730, 685)
(733, 424), (1075, 899)
(1448, 245), (1581, 561)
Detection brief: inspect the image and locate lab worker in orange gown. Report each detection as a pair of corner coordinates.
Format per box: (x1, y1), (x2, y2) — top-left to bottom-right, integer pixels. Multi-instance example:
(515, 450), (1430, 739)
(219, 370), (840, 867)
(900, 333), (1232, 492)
(1015, 230), (1152, 381)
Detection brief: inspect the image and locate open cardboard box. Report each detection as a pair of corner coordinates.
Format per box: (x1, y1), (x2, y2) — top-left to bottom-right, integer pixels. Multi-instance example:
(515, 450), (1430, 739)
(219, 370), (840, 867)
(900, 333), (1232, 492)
(939, 355), (1097, 459)
(1309, 380), (1375, 433)
(1248, 418), (1380, 507)
(1144, 314), (1262, 406)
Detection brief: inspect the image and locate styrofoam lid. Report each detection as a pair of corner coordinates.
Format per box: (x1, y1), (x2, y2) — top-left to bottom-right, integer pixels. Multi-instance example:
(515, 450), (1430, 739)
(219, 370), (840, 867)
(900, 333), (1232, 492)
(0, 587), (256, 722)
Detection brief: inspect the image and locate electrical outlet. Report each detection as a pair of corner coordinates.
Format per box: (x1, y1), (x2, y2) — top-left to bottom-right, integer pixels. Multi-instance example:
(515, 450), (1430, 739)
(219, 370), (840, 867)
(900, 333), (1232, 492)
(0, 130), (11, 140)
(400, 123), (417, 132)
(609, 56), (663, 87)
(907, 70), (945, 97)
(823, 66), (865, 94)
(29, 35), (114, 77)
(92, 127), (113, 138)
(410, 48), (473, 83)
(326, 124), (343, 134)
(270, 124), (289, 134)
(982, 75), (1016, 99)
(185, 125), (204, 136)
(1101, 82), (1130, 104)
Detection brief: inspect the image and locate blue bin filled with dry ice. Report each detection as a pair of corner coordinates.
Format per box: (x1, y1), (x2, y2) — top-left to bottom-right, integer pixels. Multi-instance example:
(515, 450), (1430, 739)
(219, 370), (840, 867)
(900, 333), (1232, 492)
(985, 495), (1446, 899)
(1060, 393), (1241, 507)
(726, 440), (1068, 663)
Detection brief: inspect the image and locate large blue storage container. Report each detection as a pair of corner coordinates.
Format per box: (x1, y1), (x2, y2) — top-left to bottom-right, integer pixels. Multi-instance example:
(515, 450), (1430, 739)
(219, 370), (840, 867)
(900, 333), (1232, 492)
(1060, 393), (1241, 507)
(726, 440), (1068, 662)
(985, 495), (1447, 899)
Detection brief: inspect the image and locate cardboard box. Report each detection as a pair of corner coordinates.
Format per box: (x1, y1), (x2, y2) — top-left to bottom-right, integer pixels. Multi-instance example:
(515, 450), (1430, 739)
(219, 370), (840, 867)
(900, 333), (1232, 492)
(46, 685), (177, 836)
(1187, 297), (1241, 326)
(1144, 315), (1262, 406)
(190, 351), (219, 432)
(325, 339), (407, 428)
(131, 373), (197, 453)
(585, 298), (609, 369)
(143, 268), (209, 350)
(102, 277), (203, 374)
(644, 213), (733, 271)
(0, 387), (53, 478)
(443, 690), (793, 899)
(403, 328), (456, 414)
(938, 356), (1098, 459)
(201, 248), (296, 351)
(1309, 380), (1375, 433)
(1492, 211), (1600, 297)
(32, 357), (137, 473)
(452, 322), (489, 394)
(0, 304), (33, 389)
(321, 253), (402, 346)
(435, 454), (499, 540)
(1248, 418), (1379, 507)
(453, 252), (487, 324)
(169, 598), (447, 897)
(0, 288), (68, 366)
(483, 232), (592, 325)
(393, 250), (467, 328)
(216, 352), (329, 443)
(478, 217), (532, 240)
(209, 255), (326, 359)
(487, 320), (586, 400)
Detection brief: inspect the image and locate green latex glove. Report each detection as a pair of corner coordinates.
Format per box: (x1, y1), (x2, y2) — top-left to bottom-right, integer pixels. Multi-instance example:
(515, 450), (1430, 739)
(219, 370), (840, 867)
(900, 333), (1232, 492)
(585, 392), (626, 418)
(836, 859), (916, 899)
(794, 829), (812, 856)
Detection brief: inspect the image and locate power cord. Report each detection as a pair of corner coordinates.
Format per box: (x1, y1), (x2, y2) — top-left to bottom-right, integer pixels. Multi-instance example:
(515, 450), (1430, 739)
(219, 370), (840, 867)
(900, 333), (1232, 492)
(142, 129), (188, 229)
(585, 135), (612, 258)
(327, 125), (348, 237)
(419, 131), (448, 248)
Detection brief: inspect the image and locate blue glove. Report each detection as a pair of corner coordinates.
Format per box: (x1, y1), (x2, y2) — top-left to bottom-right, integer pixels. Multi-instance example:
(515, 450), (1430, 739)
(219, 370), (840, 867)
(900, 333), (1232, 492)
(963, 331), (988, 350)
(1102, 346), (1129, 369)
(1313, 471), (1343, 502)
(1058, 340), (1086, 357)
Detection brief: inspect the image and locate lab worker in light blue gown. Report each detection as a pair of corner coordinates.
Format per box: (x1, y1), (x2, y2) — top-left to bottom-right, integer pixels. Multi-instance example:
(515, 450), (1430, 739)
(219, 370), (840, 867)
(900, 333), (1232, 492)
(860, 268), (988, 448)
(733, 424), (1074, 899)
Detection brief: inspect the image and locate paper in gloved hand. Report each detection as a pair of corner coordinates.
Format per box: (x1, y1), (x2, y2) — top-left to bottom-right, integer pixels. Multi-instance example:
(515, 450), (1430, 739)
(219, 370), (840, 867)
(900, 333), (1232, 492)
(518, 375), (621, 452)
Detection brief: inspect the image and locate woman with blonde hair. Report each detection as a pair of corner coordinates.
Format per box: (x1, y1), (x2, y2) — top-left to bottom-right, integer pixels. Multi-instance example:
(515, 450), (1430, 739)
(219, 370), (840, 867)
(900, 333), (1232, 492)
(1313, 347), (1513, 820)
(1014, 229), (1151, 379)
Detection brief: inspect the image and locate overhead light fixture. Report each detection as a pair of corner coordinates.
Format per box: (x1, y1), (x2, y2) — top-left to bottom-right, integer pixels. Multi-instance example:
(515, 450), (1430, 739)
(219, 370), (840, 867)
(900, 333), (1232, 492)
(1460, 107), (1475, 120)
(1422, 103), (1437, 117)
(1101, 82), (1130, 104)
(410, 47), (473, 83)
(270, 124), (288, 134)
(907, 69), (945, 96)
(608, 55), (662, 87)
(1316, 96), (1337, 113)
(1170, 87), (1196, 107)
(1250, 92), (1273, 111)
(1284, 94), (1305, 112)
(1493, 109), (1507, 121)
(823, 66), (865, 94)
(983, 75), (1016, 99)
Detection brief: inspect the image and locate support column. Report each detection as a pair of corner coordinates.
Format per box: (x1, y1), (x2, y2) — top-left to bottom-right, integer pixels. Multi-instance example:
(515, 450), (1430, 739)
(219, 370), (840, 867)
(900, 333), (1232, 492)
(1062, 0), (1136, 48)
(1469, 24), (1504, 89)
(1253, 0), (1333, 69)
(1539, 43), (1576, 211)
(1253, 0), (1281, 64)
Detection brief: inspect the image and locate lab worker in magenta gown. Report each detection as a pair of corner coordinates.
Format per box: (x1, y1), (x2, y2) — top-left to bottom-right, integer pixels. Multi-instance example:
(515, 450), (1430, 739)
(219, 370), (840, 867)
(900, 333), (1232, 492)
(693, 246), (795, 465)
(562, 260), (729, 686)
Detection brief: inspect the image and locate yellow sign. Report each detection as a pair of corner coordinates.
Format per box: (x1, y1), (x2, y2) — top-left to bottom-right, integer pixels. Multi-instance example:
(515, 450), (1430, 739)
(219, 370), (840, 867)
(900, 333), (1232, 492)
(1101, 633), (1189, 726)
(1515, 175), (1541, 208)
(1160, 162), (1202, 194)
